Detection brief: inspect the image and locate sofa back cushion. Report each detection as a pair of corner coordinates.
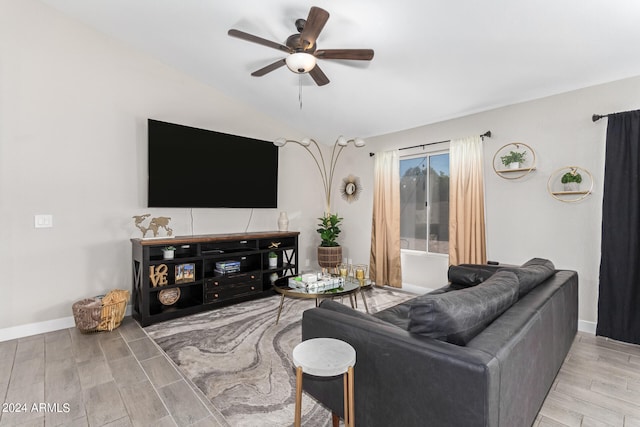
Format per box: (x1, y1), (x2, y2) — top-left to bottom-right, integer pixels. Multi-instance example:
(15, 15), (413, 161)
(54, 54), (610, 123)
(500, 258), (555, 297)
(448, 265), (496, 288)
(408, 270), (519, 345)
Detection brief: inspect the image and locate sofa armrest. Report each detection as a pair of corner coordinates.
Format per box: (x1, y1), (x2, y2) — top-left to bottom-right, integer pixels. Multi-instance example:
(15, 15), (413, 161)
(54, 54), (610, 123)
(301, 305), (500, 427)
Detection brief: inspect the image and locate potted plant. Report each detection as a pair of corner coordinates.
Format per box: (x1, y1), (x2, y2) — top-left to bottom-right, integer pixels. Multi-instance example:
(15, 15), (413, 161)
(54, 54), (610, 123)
(561, 169), (582, 191)
(317, 213), (343, 269)
(268, 251), (278, 268)
(500, 150), (527, 169)
(162, 246), (176, 260)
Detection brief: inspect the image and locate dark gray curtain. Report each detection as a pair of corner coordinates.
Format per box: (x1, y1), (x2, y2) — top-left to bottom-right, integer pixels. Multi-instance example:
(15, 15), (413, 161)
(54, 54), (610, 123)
(597, 110), (640, 345)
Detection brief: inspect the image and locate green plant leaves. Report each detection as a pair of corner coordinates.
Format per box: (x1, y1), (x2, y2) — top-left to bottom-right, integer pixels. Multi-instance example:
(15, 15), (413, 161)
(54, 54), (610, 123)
(317, 213), (343, 247)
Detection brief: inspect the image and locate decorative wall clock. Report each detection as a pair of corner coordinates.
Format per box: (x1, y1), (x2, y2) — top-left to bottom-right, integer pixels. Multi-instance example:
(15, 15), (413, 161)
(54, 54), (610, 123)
(340, 175), (362, 203)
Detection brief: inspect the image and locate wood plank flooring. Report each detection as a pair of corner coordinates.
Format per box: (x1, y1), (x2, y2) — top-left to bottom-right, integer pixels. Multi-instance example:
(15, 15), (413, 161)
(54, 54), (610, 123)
(0, 317), (227, 427)
(1, 319), (639, 426)
(535, 332), (640, 427)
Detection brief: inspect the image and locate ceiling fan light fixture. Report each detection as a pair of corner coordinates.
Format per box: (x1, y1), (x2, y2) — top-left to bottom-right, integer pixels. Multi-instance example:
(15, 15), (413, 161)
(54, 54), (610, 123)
(285, 52), (317, 74)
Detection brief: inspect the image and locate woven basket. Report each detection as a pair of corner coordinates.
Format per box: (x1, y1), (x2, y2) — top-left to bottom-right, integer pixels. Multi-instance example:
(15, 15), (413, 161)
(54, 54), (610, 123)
(72, 298), (103, 333)
(72, 289), (130, 333)
(97, 289), (130, 332)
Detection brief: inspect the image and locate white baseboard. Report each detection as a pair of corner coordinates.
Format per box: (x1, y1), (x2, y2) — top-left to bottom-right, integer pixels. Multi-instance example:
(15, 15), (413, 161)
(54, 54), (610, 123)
(578, 319), (596, 334)
(0, 305), (133, 343)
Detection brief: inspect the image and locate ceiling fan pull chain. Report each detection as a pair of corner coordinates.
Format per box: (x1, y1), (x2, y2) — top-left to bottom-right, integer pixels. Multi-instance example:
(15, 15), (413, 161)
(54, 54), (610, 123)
(299, 74), (303, 110)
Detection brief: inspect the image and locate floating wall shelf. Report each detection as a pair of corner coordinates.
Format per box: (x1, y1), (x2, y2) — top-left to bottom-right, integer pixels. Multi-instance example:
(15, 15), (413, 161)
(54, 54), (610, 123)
(547, 166), (593, 203)
(493, 142), (537, 180)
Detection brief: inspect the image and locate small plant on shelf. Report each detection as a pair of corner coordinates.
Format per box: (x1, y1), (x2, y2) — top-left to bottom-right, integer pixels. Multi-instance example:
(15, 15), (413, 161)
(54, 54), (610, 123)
(162, 246), (176, 260)
(268, 251), (278, 268)
(561, 168), (582, 191)
(500, 150), (527, 168)
(561, 170), (582, 184)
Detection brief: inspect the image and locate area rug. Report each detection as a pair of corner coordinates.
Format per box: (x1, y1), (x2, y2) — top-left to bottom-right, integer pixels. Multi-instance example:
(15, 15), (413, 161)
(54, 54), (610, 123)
(145, 286), (414, 427)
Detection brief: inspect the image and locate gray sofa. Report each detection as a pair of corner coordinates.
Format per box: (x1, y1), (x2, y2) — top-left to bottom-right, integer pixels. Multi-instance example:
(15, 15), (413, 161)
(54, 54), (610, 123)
(301, 259), (578, 427)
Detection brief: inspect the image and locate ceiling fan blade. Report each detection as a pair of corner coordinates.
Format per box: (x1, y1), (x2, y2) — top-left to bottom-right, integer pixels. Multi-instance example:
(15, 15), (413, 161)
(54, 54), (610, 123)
(309, 65), (330, 86)
(300, 7), (330, 49)
(251, 59), (287, 76)
(315, 49), (375, 60)
(228, 29), (291, 53)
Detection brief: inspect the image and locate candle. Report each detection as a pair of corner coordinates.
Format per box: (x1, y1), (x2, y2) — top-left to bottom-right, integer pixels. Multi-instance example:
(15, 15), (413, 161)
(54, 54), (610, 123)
(356, 268), (364, 280)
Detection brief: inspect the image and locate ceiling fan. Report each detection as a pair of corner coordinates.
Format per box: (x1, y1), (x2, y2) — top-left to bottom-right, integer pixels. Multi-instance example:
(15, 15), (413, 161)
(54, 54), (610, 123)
(228, 6), (374, 86)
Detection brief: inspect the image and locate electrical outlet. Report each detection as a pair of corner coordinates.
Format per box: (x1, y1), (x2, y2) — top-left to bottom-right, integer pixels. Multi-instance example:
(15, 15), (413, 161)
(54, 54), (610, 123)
(34, 214), (53, 228)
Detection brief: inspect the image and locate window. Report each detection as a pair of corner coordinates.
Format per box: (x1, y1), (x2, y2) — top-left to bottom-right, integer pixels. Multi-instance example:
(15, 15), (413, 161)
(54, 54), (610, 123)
(400, 152), (450, 254)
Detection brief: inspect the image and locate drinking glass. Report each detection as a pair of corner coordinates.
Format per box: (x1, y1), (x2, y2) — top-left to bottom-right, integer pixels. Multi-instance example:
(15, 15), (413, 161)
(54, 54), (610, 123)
(355, 264), (368, 286)
(338, 263), (349, 278)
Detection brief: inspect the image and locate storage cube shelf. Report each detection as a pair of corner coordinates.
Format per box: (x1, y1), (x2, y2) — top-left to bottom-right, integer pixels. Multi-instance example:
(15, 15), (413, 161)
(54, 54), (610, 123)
(131, 231), (299, 326)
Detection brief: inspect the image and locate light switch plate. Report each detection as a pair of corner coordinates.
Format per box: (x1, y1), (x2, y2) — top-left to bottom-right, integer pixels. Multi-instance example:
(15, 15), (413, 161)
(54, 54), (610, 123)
(34, 214), (53, 228)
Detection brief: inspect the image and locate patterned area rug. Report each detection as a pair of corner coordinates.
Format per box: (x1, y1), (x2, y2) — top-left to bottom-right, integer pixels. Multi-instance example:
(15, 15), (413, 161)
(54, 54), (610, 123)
(145, 286), (414, 427)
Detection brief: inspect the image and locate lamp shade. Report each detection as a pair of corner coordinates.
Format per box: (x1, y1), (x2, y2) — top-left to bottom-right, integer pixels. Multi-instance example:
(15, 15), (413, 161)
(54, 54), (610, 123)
(300, 138), (312, 146)
(273, 138), (287, 147)
(353, 138), (366, 147)
(336, 136), (348, 146)
(285, 52), (317, 74)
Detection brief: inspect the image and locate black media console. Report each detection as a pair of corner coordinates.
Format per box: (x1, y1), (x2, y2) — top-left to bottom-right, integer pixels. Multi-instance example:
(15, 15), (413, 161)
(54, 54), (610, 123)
(131, 231), (299, 326)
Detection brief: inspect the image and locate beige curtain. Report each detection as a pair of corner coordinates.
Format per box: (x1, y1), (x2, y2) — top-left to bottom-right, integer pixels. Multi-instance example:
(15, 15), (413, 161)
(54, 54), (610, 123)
(449, 136), (487, 265)
(370, 150), (402, 287)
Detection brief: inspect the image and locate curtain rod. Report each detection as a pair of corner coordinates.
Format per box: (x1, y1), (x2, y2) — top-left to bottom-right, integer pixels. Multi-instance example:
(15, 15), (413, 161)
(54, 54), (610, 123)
(593, 113), (611, 122)
(592, 109), (640, 122)
(369, 130), (491, 157)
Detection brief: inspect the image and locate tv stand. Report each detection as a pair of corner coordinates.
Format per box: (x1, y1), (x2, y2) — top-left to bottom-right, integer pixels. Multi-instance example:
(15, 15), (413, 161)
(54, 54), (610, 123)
(131, 231), (299, 326)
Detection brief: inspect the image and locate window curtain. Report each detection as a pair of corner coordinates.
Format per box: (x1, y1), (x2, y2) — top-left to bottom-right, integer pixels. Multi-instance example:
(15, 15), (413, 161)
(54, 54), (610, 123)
(370, 150), (402, 287)
(449, 135), (487, 265)
(597, 110), (640, 345)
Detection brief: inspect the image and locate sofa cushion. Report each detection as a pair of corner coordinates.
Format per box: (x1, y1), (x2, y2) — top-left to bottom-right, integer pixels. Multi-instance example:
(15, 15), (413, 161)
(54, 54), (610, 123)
(448, 265), (496, 288)
(500, 258), (555, 297)
(408, 270), (519, 345)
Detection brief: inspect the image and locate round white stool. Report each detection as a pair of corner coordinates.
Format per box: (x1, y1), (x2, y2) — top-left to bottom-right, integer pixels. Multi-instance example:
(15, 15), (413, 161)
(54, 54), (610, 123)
(292, 338), (356, 427)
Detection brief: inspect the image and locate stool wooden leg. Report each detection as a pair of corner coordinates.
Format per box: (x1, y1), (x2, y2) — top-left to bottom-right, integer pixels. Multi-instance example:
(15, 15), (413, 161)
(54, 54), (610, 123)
(332, 412), (340, 427)
(343, 372), (349, 427)
(295, 366), (303, 427)
(348, 366), (355, 427)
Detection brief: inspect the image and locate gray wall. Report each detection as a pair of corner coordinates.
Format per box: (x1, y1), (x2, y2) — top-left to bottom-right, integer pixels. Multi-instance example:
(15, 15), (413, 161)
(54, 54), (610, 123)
(363, 75), (640, 325)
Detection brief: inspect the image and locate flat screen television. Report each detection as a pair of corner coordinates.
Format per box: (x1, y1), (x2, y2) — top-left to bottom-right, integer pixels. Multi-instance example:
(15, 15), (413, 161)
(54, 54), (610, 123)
(147, 119), (278, 208)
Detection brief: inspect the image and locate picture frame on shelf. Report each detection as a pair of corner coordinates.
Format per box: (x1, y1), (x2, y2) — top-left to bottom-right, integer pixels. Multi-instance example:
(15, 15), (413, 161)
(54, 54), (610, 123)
(175, 263), (195, 284)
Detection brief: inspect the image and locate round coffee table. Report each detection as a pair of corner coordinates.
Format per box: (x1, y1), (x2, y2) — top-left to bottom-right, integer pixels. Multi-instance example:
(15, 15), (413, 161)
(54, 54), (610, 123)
(272, 276), (368, 324)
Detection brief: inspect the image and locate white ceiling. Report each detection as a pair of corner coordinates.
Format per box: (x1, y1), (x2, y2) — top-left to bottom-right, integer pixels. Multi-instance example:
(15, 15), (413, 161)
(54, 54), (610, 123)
(40, 0), (640, 143)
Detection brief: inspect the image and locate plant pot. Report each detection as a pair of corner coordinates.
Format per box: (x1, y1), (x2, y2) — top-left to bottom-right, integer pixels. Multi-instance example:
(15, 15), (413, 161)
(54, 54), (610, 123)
(317, 246), (342, 269)
(268, 257), (278, 268)
(508, 162), (521, 170)
(564, 182), (579, 192)
(162, 250), (174, 260)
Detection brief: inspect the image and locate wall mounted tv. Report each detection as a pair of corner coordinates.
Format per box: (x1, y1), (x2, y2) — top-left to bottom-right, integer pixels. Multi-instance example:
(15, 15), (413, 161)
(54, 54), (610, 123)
(147, 119), (278, 208)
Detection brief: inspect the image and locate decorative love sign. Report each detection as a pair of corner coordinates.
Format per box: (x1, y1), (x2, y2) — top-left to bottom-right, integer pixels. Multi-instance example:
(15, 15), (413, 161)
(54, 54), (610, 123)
(149, 264), (169, 287)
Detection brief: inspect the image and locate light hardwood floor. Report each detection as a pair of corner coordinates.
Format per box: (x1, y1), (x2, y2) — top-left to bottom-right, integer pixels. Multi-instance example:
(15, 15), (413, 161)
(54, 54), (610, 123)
(0, 317), (226, 427)
(1, 319), (639, 427)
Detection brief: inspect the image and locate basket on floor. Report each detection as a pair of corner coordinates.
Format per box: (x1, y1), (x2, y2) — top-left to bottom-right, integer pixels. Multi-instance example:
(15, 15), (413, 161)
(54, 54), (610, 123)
(72, 289), (130, 333)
